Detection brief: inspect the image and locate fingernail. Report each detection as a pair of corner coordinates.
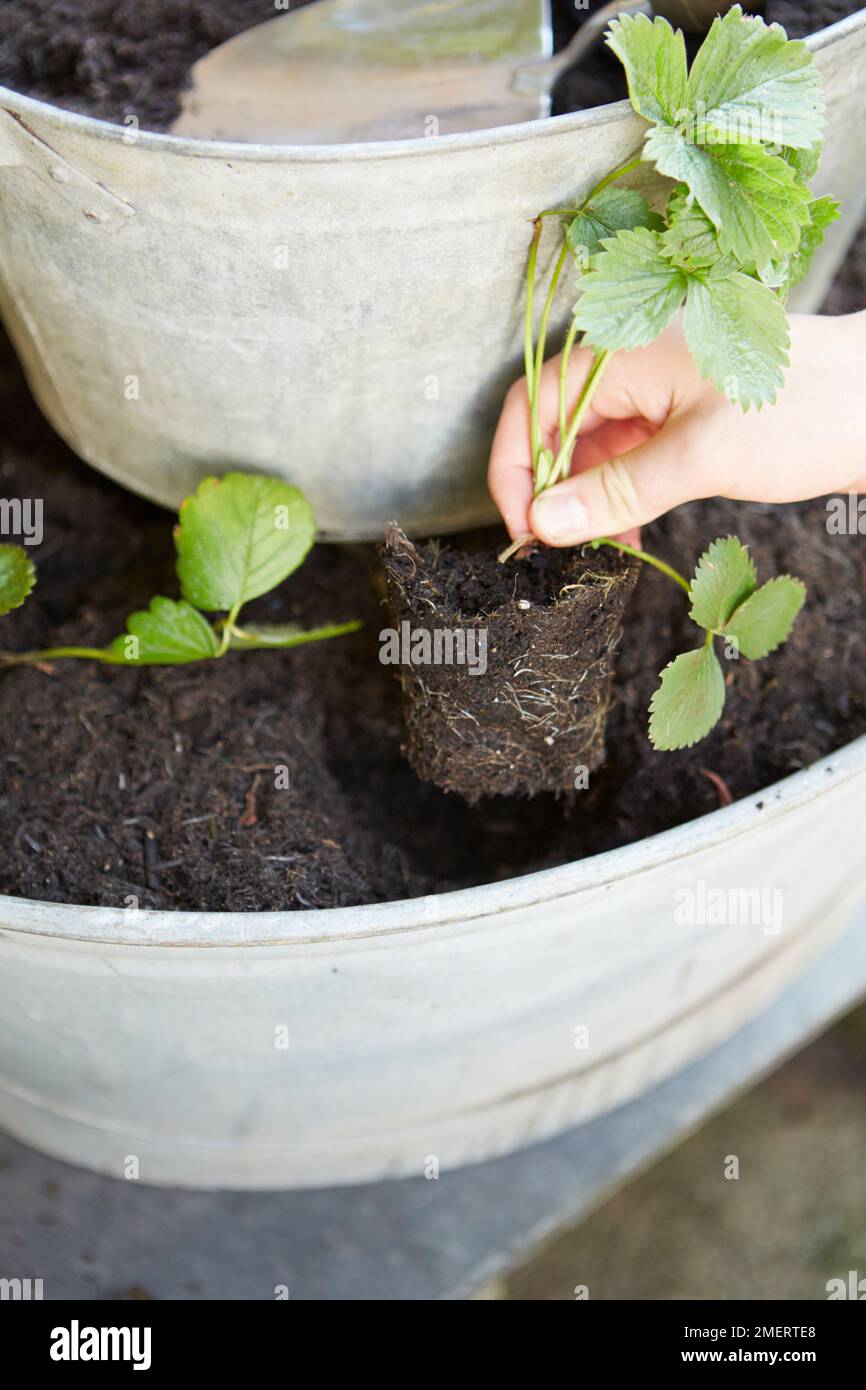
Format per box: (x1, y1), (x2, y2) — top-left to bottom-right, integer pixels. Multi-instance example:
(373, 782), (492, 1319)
(532, 491), (590, 543)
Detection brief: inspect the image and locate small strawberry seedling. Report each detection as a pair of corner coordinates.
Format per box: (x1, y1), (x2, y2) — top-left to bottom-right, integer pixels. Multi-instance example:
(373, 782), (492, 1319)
(591, 534), (805, 749)
(0, 472), (360, 666)
(507, 6), (836, 751)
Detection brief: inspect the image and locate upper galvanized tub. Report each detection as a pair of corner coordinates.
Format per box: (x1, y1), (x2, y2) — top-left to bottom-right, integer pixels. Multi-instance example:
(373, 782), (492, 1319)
(1, 11), (865, 538)
(0, 736), (865, 1190)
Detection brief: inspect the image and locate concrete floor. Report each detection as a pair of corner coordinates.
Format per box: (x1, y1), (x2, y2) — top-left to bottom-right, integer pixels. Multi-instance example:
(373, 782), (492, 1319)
(504, 1008), (866, 1300)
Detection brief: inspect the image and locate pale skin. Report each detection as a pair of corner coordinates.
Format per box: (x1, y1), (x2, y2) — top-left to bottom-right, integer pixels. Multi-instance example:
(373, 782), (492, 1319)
(488, 311), (866, 549)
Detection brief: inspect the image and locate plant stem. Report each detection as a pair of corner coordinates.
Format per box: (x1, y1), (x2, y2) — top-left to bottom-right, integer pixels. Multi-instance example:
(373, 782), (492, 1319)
(524, 217), (543, 463)
(0, 609), (362, 666)
(216, 601), (243, 657)
(0, 645), (121, 665)
(557, 314), (581, 462)
(549, 349), (612, 487)
(535, 156), (644, 222)
(531, 237), (570, 472)
(497, 532), (535, 563)
(228, 620), (363, 649)
(589, 538), (692, 594)
(499, 336), (611, 563)
(584, 156), (644, 202)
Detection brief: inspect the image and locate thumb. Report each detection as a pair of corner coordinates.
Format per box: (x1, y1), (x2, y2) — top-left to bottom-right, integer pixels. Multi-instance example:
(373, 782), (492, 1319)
(529, 422), (699, 546)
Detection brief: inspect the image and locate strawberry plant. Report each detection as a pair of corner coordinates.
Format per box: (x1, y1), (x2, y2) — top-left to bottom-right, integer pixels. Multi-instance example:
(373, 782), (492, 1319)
(0, 472), (360, 666)
(594, 534), (805, 750)
(506, 6), (835, 751)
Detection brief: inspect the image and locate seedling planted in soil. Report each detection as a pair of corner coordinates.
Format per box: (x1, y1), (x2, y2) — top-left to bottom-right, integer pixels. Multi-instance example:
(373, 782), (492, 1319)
(618, 535), (805, 750)
(0, 472), (360, 666)
(384, 8), (831, 799)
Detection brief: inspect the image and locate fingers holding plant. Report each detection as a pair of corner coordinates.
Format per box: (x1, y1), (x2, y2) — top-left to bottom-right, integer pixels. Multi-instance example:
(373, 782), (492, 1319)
(490, 334), (677, 543)
(491, 324), (713, 547)
(491, 311), (866, 552)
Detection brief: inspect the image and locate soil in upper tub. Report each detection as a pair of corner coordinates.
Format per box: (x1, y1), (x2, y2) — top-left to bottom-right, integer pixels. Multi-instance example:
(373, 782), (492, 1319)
(0, 1), (858, 134)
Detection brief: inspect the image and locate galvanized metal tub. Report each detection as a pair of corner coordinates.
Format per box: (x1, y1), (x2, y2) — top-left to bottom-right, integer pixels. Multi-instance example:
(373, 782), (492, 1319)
(0, 11), (864, 539)
(0, 737), (864, 1190)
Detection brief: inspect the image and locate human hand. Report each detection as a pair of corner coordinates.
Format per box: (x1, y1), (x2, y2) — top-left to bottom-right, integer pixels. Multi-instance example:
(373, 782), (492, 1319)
(488, 311), (866, 547)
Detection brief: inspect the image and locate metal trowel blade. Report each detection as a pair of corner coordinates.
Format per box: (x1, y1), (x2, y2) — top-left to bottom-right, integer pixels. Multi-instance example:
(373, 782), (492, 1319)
(171, 0), (554, 144)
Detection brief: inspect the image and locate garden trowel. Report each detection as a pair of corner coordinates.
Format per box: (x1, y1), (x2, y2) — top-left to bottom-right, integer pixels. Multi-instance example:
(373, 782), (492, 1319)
(172, 0), (739, 145)
(173, 0), (558, 143)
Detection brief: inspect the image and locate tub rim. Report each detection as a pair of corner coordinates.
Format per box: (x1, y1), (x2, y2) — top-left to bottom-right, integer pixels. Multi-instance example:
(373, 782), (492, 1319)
(0, 9), (861, 166)
(1, 732), (864, 947)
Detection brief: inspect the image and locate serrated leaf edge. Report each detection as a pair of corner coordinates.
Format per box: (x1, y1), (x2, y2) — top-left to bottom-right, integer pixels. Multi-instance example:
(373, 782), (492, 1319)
(648, 644), (726, 751)
(0, 544), (37, 617)
(688, 535), (757, 631)
(722, 574), (806, 657)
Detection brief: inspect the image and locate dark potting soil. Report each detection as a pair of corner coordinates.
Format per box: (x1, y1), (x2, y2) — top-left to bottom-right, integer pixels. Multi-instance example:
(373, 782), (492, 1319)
(380, 527), (638, 801)
(0, 0), (862, 133)
(0, 0), (274, 131)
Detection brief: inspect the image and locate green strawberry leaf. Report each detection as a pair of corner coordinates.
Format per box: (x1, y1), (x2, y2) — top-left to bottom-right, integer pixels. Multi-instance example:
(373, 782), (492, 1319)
(661, 189), (728, 274)
(788, 195), (841, 288)
(175, 472), (316, 613)
(685, 5), (824, 150)
(107, 597), (220, 665)
(0, 544), (36, 617)
(649, 644), (726, 751)
(689, 537), (757, 632)
(226, 620), (362, 651)
(605, 12), (687, 126)
(567, 187), (663, 263)
(683, 268), (789, 408)
(722, 576), (806, 659)
(750, 254), (793, 294)
(644, 129), (811, 281)
(781, 141), (823, 183)
(572, 227), (687, 352)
